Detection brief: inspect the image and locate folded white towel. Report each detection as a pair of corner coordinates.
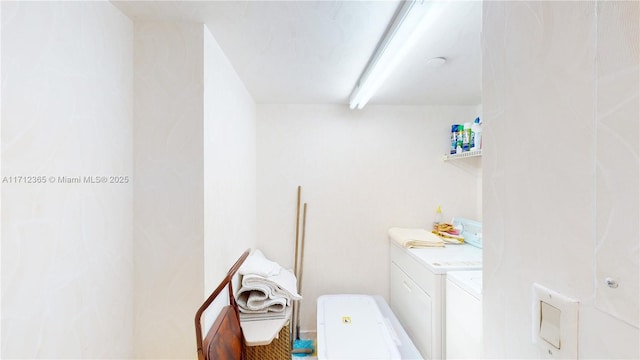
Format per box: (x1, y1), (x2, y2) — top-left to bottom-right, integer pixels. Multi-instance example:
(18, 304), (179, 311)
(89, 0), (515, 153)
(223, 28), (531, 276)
(235, 250), (302, 313)
(236, 268), (302, 312)
(388, 227), (445, 248)
(238, 249), (282, 278)
(236, 290), (287, 313)
(239, 309), (288, 321)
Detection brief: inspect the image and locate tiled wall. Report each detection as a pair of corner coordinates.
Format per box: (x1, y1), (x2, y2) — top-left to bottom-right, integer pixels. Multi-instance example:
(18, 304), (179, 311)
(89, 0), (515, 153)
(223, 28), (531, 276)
(483, 1), (639, 358)
(1, 1), (134, 357)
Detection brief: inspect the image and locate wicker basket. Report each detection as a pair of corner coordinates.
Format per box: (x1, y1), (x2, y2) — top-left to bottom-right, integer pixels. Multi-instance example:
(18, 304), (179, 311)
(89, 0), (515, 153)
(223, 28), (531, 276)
(244, 321), (291, 360)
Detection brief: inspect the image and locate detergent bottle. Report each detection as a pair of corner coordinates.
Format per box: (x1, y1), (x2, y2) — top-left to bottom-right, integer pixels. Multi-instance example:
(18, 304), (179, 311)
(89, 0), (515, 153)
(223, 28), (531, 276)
(471, 117), (482, 150)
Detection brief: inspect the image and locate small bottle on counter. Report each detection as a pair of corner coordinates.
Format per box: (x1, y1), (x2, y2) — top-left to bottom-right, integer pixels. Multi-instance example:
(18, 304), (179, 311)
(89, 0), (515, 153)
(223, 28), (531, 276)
(433, 205), (442, 230)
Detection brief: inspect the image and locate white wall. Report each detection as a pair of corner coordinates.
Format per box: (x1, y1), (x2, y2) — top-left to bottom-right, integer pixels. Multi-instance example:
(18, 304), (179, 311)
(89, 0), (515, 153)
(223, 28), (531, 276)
(0, 0), (3, 351)
(203, 25), (256, 326)
(257, 104), (481, 332)
(0, 3), (259, 358)
(133, 22), (258, 359)
(1, 1), (134, 358)
(133, 21), (205, 359)
(483, 1), (639, 358)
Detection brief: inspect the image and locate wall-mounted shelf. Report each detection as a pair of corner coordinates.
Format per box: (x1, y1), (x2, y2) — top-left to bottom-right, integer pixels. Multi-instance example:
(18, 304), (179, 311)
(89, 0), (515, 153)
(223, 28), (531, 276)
(443, 149), (482, 161)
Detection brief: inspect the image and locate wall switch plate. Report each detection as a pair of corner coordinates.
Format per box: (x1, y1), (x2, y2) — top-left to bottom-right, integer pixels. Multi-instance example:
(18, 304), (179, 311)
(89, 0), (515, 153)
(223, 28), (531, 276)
(539, 301), (561, 348)
(532, 283), (580, 358)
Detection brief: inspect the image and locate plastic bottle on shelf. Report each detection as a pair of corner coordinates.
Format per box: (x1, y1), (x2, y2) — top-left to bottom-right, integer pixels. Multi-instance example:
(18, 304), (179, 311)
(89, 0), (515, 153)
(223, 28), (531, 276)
(471, 117), (482, 151)
(450, 125), (459, 155)
(456, 125), (463, 154)
(462, 122), (472, 152)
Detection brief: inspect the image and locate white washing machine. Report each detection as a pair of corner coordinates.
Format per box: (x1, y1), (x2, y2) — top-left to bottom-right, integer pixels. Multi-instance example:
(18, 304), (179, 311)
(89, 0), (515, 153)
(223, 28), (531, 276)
(389, 242), (482, 359)
(445, 270), (483, 359)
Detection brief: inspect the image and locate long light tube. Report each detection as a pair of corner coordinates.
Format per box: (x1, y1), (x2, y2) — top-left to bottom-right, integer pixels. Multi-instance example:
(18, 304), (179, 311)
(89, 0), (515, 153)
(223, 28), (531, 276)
(348, 0), (443, 110)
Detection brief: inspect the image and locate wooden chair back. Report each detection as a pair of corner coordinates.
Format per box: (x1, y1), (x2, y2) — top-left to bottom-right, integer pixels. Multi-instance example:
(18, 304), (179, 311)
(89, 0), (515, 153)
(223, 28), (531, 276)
(195, 249), (250, 360)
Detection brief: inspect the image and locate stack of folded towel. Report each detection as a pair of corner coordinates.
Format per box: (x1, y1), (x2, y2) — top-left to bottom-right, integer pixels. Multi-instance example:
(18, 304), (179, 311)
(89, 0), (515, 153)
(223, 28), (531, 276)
(235, 249), (301, 321)
(388, 227), (446, 248)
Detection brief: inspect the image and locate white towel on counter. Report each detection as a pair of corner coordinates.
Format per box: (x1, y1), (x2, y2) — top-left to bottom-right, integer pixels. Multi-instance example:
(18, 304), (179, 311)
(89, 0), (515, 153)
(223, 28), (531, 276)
(388, 227), (445, 248)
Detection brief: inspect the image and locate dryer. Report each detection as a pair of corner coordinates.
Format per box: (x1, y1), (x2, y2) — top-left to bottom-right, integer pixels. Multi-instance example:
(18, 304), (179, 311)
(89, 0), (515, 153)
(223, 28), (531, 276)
(446, 270), (483, 359)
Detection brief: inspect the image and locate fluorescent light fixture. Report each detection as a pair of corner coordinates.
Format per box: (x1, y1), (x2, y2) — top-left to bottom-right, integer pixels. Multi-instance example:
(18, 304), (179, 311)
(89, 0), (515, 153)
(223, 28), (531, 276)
(349, 0), (445, 110)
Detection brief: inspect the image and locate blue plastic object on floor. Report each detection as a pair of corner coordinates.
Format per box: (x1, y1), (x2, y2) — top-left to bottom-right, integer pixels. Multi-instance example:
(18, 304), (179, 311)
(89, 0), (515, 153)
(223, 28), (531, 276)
(292, 339), (314, 357)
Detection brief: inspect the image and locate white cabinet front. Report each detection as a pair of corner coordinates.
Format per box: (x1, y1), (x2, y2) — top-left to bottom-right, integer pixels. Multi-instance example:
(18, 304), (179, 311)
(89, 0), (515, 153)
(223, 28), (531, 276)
(390, 262), (433, 359)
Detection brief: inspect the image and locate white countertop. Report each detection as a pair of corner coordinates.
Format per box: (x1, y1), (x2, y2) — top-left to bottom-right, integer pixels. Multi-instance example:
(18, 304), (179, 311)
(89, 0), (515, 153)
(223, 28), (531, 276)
(391, 240), (482, 274)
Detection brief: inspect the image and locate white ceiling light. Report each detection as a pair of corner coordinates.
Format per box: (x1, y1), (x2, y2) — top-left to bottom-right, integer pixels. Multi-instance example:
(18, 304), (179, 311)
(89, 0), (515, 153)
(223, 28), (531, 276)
(349, 0), (446, 110)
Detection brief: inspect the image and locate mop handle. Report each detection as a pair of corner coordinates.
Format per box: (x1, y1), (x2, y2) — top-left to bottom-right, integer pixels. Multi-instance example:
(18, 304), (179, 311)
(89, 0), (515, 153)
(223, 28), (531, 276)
(293, 186), (301, 281)
(295, 202), (308, 337)
(298, 203), (307, 296)
(292, 186), (302, 346)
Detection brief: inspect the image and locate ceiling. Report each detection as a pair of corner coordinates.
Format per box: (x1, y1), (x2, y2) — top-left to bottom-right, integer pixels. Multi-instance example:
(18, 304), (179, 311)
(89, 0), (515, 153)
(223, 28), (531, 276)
(112, 1), (482, 107)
